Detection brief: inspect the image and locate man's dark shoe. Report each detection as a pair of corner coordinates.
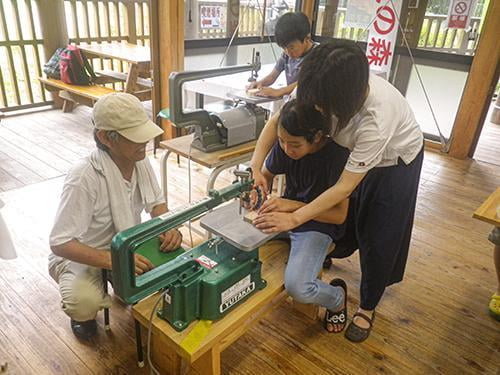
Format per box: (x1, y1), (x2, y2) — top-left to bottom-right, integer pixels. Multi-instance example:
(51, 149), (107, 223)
(71, 319), (97, 340)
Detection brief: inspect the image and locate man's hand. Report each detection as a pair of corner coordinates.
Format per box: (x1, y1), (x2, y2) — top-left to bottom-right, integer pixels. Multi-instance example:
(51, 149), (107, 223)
(134, 253), (154, 275)
(159, 229), (182, 252)
(258, 197), (299, 214)
(256, 87), (283, 98)
(253, 212), (299, 233)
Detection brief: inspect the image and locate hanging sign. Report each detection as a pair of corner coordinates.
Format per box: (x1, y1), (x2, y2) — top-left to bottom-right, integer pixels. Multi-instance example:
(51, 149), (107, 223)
(446, 0), (475, 29)
(365, 0), (402, 79)
(200, 4), (223, 29)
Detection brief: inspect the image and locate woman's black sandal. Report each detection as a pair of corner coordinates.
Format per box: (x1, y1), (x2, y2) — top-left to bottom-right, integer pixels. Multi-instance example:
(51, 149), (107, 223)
(323, 278), (347, 333)
(345, 311), (376, 342)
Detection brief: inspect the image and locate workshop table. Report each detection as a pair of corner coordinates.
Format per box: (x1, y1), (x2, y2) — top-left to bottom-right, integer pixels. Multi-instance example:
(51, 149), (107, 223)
(78, 42), (151, 100)
(473, 187), (500, 227)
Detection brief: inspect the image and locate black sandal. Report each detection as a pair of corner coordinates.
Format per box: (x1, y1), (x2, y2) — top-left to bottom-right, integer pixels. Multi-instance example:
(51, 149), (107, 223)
(345, 311), (376, 343)
(323, 278), (347, 333)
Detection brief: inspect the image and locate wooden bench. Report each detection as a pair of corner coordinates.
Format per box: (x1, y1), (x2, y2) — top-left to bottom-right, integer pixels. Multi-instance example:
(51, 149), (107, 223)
(95, 70), (152, 89)
(133, 240), (321, 375)
(39, 77), (117, 112)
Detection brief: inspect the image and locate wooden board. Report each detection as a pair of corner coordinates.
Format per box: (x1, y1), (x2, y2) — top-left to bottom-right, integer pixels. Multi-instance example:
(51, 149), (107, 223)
(78, 42), (151, 65)
(473, 187), (500, 226)
(39, 78), (116, 101)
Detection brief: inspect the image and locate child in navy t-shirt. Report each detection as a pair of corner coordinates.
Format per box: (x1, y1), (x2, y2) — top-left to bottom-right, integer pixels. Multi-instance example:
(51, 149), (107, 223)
(253, 99), (351, 333)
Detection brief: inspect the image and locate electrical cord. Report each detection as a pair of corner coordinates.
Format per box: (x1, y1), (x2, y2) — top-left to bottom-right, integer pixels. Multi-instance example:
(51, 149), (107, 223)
(147, 289), (169, 375)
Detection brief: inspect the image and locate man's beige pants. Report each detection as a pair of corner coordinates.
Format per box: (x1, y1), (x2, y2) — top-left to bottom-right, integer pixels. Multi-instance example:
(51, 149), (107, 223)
(48, 254), (112, 322)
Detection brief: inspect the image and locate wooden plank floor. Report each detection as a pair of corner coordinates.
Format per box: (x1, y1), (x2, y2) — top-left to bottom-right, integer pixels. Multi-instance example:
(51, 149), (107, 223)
(0, 108), (499, 374)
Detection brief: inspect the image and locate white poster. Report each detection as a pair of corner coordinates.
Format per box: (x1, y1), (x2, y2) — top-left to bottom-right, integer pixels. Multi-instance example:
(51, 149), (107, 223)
(344, 0), (378, 28)
(200, 4), (224, 29)
(365, 0), (403, 79)
(446, 0), (475, 29)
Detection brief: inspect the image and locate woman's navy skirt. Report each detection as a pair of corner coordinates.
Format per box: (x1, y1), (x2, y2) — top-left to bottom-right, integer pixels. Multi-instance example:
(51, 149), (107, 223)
(333, 147), (424, 310)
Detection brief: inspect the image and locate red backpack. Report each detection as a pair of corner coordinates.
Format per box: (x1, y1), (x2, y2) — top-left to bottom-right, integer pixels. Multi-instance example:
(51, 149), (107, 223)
(59, 45), (96, 85)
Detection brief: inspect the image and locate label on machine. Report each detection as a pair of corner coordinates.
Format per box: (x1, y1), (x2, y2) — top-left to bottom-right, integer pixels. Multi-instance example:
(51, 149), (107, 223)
(195, 255), (218, 269)
(219, 275), (255, 313)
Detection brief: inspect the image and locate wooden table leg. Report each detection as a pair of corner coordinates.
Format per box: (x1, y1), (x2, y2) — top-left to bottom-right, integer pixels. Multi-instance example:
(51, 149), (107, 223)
(125, 63), (139, 94)
(191, 344), (221, 375)
(151, 332), (182, 374)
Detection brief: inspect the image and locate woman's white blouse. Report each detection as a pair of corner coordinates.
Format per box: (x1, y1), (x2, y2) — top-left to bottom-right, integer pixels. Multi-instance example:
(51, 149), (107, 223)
(332, 74), (424, 174)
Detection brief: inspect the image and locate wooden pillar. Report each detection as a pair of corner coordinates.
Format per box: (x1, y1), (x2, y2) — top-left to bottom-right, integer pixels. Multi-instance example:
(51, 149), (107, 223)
(226, 0), (240, 38)
(126, 2), (138, 44)
(320, 0), (339, 37)
(150, 0), (184, 140)
(301, 0), (316, 22)
(391, 0), (429, 95)
(448, 0), (500, 159)
(37, 0), (68, 106)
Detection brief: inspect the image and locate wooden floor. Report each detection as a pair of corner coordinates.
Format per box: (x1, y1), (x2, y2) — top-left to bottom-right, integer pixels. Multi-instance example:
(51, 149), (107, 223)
(0, 108), (499, 374)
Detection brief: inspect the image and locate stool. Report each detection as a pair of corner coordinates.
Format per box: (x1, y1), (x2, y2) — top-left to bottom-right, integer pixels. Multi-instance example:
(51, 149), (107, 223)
(101, 269), (145, 368)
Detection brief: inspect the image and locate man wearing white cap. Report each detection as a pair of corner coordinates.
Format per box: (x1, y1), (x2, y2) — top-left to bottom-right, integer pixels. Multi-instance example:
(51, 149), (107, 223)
(48, 93), (181, 340)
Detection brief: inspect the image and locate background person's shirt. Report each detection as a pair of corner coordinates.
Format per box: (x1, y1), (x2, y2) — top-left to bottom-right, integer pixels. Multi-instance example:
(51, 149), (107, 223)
(265, 139), (350, 240)
(274, 42), (319, 85)
(332, 73), (424, 174)
(49, 157), (164, 250)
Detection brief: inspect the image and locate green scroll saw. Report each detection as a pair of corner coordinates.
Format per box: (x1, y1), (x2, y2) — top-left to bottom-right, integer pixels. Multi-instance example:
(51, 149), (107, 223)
(110, 170), (276, 331)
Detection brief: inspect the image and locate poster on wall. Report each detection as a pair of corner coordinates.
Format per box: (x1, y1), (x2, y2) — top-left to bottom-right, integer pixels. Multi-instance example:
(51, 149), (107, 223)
(200, 4), (224, 29)
(344, 0), (377, 28)
(446, 0), (476, 29)
(365, 0), (402, 79)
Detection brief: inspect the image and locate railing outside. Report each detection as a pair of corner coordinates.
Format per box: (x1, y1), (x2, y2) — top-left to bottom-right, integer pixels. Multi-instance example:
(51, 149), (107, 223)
(0, 0), (47, 110)
(0, 1), (483, 112)
(315, 7), (480, 55)
(0, 0), (149, 112)
(64, 0), (150, 91)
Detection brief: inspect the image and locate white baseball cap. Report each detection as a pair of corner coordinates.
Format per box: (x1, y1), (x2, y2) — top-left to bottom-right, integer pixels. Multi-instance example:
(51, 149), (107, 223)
(93, 93), (163, 143)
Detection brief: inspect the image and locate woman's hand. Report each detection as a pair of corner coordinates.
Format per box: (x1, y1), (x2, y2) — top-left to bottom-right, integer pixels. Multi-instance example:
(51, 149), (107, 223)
(253, 212), (299, 233)
(258, 197), (299, 214)
(159, 229), (182, 252)
(257, 87), (283, 98)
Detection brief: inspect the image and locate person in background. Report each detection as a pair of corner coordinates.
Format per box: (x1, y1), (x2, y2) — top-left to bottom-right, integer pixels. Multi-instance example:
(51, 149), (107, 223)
(247, 12), (317, 98)
(488, 226), (500, 321)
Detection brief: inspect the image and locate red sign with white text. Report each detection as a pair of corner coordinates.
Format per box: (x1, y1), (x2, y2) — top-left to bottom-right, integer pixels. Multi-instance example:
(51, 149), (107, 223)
(366, 0), (402, 78)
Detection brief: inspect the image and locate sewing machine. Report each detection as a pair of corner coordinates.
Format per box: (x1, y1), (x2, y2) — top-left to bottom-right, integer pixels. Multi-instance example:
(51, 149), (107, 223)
(110, 170), (275, 331)
(168, 59), (270, 153)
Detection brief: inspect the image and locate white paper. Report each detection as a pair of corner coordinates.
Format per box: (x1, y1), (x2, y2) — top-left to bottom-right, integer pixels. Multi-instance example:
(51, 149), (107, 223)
(344, 0), (378, 28)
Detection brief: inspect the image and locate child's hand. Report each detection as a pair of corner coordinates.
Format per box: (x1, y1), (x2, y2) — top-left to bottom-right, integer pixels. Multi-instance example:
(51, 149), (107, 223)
(158, 229), (182, 252)
(258, 197), (298, 214)
(257, 87), (282, 98)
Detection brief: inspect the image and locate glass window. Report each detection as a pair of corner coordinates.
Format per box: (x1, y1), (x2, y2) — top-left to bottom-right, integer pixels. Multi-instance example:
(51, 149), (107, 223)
(185, 0), (297, 40)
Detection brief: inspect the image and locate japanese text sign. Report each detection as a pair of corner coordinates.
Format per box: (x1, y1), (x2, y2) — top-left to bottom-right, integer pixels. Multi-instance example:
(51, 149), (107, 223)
(366, 0), (402, 79)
